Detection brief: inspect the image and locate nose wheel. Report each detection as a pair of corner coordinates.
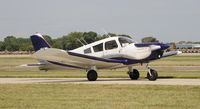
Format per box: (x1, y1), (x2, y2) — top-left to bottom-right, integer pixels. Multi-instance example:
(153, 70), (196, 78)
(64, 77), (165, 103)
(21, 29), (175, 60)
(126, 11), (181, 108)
(147, 68), (158, 81)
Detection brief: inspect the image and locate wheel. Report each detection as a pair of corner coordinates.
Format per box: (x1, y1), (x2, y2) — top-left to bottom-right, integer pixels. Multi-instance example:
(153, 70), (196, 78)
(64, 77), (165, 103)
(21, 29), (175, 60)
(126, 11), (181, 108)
(87, 70), (98, 81)
(147, 69), (158, 81)
(129, 69), (140, 80)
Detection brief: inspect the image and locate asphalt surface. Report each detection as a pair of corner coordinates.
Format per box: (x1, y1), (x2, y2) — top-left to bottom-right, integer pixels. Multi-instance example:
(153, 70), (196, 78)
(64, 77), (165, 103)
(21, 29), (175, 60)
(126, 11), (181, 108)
(0, 78), (200, 86)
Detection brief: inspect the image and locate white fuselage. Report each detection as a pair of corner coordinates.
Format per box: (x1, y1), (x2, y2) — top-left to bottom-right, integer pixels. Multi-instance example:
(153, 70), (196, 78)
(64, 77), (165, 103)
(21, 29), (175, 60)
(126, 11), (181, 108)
(33, 36), (160, 70)
(70, 36), (153, 60)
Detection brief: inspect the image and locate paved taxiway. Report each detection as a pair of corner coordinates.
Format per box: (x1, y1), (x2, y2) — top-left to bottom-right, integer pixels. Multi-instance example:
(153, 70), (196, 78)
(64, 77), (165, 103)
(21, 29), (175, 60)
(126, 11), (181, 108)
(0, 78), (200, 86)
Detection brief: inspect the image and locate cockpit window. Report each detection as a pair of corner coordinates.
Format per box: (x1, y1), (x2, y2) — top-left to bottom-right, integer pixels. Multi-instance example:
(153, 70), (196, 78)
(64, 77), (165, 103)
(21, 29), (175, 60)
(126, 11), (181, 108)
(118, 37), (134, 47)
(105, 40), (118, 50)
(93, 43), (103, 52)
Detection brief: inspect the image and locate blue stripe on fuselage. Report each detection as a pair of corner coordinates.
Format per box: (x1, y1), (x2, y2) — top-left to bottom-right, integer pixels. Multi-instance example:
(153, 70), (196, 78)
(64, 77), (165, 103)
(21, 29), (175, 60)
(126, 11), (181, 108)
(67, 51), (162, 65)
(48, 60), (85, 69)
(68, 51), (128, 63)
(135, 42), (169, 50)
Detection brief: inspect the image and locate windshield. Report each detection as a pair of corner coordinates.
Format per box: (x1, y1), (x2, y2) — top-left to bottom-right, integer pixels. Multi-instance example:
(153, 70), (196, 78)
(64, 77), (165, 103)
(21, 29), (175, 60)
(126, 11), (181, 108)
(118, 37), (134, 47)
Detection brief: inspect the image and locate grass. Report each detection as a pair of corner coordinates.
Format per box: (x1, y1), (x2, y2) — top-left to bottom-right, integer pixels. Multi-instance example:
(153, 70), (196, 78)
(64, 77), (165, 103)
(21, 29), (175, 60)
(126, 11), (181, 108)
(1, 55), (200, 67)
(0, 55), (200, 109)
(151, 55), (200, 66)
(0, 55), (200, 78)
(0, 84), (200, 109)
(0, 57), (37, 67)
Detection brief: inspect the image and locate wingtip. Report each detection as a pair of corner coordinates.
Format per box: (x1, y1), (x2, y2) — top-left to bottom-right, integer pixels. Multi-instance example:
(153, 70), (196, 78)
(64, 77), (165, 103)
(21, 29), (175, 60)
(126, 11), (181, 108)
(177, 51), (182, 55)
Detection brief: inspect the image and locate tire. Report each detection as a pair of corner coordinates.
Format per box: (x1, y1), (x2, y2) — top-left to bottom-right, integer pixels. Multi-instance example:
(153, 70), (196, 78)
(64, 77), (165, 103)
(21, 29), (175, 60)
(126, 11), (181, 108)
(87, 70), (98, 81)
(129, 69), (140, 80)
(147, 69), (158, 81)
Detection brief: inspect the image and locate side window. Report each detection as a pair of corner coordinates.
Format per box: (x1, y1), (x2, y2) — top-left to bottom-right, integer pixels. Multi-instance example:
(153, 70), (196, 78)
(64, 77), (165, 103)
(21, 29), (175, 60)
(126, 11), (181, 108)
(84, 48), (91, 54)
(105, 40), (118, 50)
(93, 43), (103, 52)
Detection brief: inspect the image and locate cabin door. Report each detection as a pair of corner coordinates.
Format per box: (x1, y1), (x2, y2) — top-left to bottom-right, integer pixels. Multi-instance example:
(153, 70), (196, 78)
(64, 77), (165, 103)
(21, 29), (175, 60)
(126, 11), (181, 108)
(103, 40), (121, 58)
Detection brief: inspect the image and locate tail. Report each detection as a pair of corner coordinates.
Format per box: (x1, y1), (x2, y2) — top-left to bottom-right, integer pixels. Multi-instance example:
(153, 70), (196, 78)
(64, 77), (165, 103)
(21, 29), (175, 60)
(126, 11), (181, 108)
(30, 33), (51, 51)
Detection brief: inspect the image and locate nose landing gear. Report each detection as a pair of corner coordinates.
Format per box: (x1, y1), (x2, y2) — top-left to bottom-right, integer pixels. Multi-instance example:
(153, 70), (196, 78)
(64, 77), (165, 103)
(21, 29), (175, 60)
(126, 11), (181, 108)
(147, 68), (158, 81)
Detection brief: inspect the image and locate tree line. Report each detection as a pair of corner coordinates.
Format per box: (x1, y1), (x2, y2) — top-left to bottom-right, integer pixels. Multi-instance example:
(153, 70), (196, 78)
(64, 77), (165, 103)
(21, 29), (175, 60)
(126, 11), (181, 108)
(0, 31), (108, 51)
(0, 31), (158, 51)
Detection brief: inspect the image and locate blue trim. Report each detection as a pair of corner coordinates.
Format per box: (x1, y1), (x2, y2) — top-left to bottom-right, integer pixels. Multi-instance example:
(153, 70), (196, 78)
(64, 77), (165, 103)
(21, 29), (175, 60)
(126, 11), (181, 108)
(48, 60), (85, 69)
(30, 34), (51, 51)
(68, 52), (128, 63)
(135, 42), (160, 47)
(110, 57), (140, 65)
(48, 50), (173, 67)
(48, 49), (173, 67)
(135, 42), (169, 50)
(67, 51), (164, 65)
(145, 50), (163, 61)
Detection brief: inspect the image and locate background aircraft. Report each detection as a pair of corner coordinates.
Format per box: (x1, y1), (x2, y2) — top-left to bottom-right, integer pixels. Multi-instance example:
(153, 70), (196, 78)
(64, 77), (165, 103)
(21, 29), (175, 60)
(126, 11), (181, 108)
(30, 33), (181, 81)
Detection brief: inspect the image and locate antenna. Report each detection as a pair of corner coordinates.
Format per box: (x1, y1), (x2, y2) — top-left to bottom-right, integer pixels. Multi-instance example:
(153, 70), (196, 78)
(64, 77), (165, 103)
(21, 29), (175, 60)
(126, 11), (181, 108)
(76, 38), (85, 46)
(81, 38), (88, 45)
(102, 28), (111, 37)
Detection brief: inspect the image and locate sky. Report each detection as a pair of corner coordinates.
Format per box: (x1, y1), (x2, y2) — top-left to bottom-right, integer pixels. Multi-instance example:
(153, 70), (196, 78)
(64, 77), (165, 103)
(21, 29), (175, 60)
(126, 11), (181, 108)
(0, 0), (199, 42)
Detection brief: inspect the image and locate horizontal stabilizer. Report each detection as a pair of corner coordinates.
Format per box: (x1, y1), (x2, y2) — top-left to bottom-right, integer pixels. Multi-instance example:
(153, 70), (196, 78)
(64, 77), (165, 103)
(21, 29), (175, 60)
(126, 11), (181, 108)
(19, 63), (46, 67)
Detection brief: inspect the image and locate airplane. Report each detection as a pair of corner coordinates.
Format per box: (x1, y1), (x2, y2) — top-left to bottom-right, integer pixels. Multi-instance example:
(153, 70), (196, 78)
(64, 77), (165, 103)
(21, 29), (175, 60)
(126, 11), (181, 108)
(30, 33), (181, 81)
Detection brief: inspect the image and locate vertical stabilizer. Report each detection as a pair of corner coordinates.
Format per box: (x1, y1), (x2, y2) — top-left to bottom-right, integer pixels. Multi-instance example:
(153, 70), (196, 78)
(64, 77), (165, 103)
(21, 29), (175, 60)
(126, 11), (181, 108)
(30, 33), (51, 51)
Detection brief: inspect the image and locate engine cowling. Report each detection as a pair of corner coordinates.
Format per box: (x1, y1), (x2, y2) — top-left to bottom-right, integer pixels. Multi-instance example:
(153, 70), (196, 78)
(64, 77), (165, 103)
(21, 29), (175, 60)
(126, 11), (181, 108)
(120, 43), (152, 60)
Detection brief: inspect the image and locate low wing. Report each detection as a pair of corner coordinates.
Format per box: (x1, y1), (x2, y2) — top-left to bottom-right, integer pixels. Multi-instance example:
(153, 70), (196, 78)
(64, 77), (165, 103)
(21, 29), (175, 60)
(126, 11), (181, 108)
(32, 48), (181, 69)
(33, 48), (125, 69)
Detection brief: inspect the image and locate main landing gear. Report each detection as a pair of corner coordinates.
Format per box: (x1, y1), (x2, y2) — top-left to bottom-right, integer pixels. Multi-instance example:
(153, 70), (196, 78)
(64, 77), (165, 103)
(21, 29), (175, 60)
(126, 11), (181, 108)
(128, 69), (140, 80)
(128, 65), (158, 81)
(87, 70), (98, 81)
